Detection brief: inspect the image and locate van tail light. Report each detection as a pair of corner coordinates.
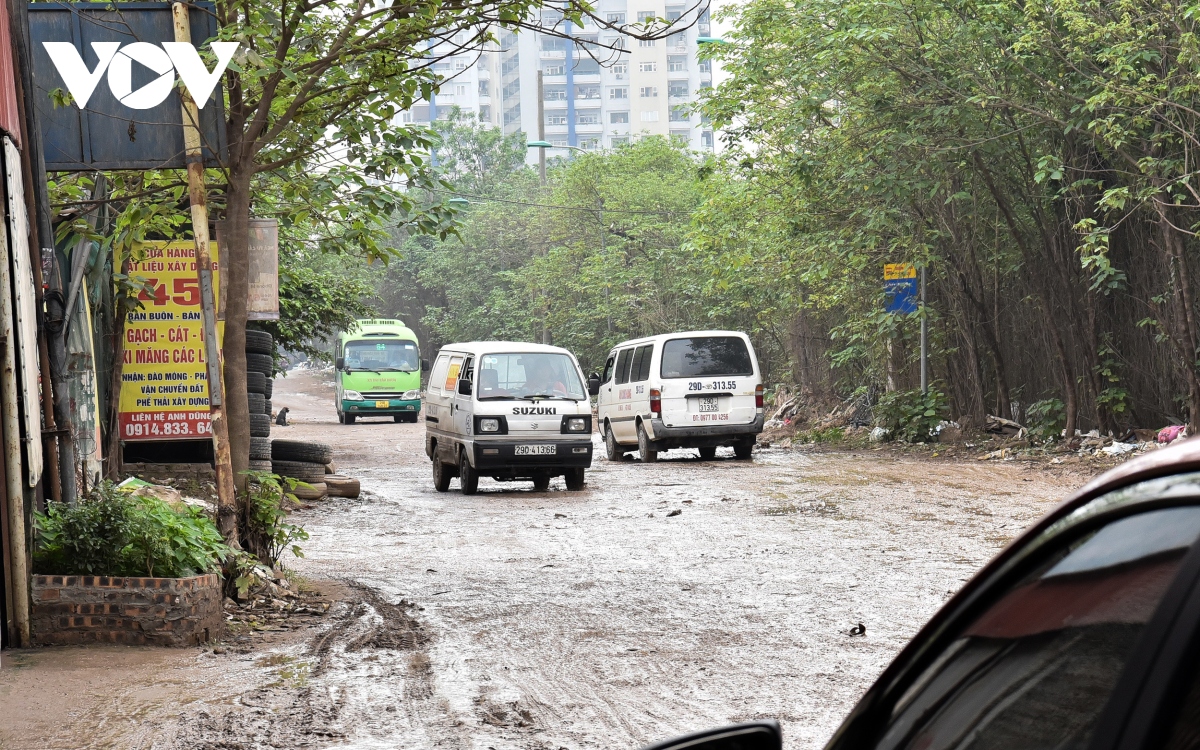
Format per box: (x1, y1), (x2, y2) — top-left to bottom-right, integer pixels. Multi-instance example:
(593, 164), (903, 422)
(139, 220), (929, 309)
(755, 384), (764, 409)
(650, 388), (661, 416)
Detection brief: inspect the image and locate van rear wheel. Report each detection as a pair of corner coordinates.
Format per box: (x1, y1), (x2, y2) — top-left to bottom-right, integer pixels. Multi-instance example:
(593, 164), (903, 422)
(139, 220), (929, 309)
(533, 475), (550, 491)
(432, 456), (451, 492)
(459, 452), (479, 495)
(698, 446), (717, 460)
(637, 423), (658, 463)
(734, 440), (754, 460)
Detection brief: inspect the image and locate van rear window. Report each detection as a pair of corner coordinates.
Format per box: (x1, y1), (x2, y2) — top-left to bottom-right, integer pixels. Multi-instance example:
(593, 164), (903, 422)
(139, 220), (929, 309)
(660, 337), (754, 378)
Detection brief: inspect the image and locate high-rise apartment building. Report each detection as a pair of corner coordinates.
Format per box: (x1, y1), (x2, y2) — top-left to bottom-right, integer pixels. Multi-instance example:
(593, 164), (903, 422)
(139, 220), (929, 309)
(402, 2), (715, 157)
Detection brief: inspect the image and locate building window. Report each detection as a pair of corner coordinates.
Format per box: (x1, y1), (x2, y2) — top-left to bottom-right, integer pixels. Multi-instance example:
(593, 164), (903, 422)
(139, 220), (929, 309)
(639, 39), (656, 47)
(551, 139), (568, 146)
(666, 9), (683, 21)
(609, 37), (627, 49)
(611, 136), (630, 146)
(668, 82), (689, 98)
(607, 12), (625, 23)
(542, 10), (562, 25)
(543, 64), (565, 76)
(670, 106), (690, 122)
(580, 137), (600, 149)
(455, 60), (467, 70)
(455, 84), (467, 96)
(575, 59), (601, 76)
(544, 85), (567, 101)
(578, 85), (601, 99)
(504, 105), (521, 125)
(637, 11), (656, 21)
(613, 62), (629, 75)
(546, 113), (568, 125)
(699, 60), (711, 73)
(640, 110), (660, 122)
(610, 111), (630, 123)
(541, 36), (567, 51)
(479, 105), (490, 121)
(668, 56), (687, 72)
(478, 80), (490, 95)
(670, 130), (690, 143)
(577, 110), (601, 125)
(610, 87), (628, 99)
(639, 62), (657, 73)
(701, 130), (713, 148)
(640, 86), (658, 98)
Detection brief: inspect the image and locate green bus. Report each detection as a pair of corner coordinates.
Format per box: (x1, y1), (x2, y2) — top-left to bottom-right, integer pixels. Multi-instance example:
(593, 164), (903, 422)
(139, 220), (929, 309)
(334, 319), (427, 424)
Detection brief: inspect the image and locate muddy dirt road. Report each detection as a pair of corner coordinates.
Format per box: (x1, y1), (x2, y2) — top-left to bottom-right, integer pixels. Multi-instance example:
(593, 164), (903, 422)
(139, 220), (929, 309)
(0, 368), (1094, 750)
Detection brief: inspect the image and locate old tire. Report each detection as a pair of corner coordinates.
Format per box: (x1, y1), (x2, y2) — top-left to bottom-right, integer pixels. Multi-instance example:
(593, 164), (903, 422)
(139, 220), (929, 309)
(245, 330), (274, 355)
(249, 459), (273, 473)
(249, 436), (272, 460)
(291, 482), (327, 501)
(249, 413), (271, 437)
(247, 371), (267, 394)
(605, 424), (623, 461)
(246, 352), (273, 376)
(698, 446), (717, 460)
(325, 474), (360, 498)
(637, 423), (657, 463)
(432, 456), (452, 492)
(247, 393), (266, 415)
(734, 440), (754, 460)
(272, 459), (327, 483)
(272, 440), (333, 464)
(458, 451), (479, 495)
(565, 468), (585, 491)
(533, 475), (550, 491)
(264, 378), (274, 398)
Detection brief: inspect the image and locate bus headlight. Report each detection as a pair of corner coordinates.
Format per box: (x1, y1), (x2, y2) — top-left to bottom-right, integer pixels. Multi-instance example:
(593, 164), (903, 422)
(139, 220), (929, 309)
(403, 390), (421, 400)
(344, 390), (363, 401)
(479, 418), (500, 433)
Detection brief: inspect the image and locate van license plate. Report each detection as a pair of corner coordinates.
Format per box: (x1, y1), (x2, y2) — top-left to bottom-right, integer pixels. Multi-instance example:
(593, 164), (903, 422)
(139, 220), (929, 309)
(375, 400), (389, 409)
(515, 444), (556, 456)
(698, 396), (719, 413)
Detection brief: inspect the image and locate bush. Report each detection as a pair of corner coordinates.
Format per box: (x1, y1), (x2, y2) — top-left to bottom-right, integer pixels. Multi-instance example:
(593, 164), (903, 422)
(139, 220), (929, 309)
(874, 387), (948, 443)
(1026, 398), (1066, 442)
(34, 481), (230, 577)
(240, 471), (309, 568)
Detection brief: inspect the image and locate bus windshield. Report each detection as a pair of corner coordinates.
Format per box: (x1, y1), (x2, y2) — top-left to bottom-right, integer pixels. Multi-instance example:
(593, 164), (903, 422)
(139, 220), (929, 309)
(476, 352), (586, 400)
(344, 339), (420, 372)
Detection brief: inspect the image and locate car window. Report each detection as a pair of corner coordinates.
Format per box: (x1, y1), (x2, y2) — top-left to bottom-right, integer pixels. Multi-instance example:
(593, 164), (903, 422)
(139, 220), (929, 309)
(875, 506), (1200, 750)
(602, 355), (615, 383)
(476, 352), (587, 400)
(428, 355), (450, 393)
(630, 346), (647, 383)
(443, 356), (464, 391)
(636, 344), (654, 381)
(660, 336), (754, 378)
(615, 348), (633, 385)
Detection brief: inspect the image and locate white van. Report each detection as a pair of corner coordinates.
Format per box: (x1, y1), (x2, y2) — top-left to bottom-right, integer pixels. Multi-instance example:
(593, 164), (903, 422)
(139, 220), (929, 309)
(595, 330), (764, 462)
(424, 342), (598, 494)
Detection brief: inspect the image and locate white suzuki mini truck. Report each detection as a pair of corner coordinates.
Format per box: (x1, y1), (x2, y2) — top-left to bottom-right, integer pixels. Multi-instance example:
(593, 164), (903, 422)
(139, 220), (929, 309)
(594, 330), (764, 462)
(424, 342), (599, 494)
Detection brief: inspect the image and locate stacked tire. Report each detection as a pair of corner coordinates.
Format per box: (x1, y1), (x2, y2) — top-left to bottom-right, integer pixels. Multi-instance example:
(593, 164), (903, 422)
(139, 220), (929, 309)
(272, 440), (333, 499)
(246, 330), (274, 440)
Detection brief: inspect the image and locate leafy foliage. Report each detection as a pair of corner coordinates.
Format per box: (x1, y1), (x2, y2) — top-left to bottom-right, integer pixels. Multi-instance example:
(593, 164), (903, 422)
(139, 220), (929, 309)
(33, 482), (230, 577)
(874, 388), (949, 443)
(1026, 399), (1067, 443)
(239, 471), (310, 567)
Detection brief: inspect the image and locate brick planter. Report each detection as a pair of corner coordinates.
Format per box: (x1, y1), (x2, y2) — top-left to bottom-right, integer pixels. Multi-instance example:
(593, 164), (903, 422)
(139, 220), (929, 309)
(30, 573), (223, 647)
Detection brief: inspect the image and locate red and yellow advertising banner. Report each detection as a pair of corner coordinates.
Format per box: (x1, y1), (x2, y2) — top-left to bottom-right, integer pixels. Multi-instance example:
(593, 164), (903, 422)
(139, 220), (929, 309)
(118, 240), (223, 441)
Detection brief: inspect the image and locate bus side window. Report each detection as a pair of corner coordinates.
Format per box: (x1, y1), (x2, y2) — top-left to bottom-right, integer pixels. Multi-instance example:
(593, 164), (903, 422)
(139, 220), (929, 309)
(602, 355), (615, 383)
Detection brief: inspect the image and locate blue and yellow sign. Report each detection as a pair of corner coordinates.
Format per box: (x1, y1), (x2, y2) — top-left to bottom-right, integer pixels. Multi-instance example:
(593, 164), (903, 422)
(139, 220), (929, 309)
(884, 263), (918, 314)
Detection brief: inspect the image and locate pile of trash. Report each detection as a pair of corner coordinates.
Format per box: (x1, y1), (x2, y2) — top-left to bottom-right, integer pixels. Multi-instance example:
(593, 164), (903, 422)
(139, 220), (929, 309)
(223, 564), (331, 637)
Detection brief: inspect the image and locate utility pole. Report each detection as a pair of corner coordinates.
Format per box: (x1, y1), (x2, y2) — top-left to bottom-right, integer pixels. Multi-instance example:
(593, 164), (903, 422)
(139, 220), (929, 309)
(920, 264), (928, 395)
(598, 197), (610, 332)
(537, 71), (546, 184)
(173, 3), (238, 545)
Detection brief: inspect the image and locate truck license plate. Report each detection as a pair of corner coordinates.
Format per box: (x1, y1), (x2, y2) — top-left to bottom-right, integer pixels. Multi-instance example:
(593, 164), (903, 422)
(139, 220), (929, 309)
(375, 400), (389, 409)
(698, 396), (719, 413)
(514, 444), (556, 456)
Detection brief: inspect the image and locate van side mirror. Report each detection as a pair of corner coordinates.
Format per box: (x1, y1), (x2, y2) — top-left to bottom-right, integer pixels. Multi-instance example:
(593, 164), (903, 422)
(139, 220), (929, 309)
(588, 373), (601, 396)
(639, 721), (782, 750)
(421, 358), (430, 372)
(457, 378), (472, 396)
(335, 357), (345, 370)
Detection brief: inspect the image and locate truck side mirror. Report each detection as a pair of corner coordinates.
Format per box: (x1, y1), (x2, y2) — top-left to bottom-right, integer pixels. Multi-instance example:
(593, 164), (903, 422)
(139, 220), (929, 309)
(335, 357), (345, 370)
(588, 373), (601, 396)
(421, 358), (430, 372)
(457, 378), (472, 396)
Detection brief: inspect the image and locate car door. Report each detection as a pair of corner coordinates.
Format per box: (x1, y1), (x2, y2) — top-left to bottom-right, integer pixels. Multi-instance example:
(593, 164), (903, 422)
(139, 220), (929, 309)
(826, 483), (1200, 750)
(611, 347), (636, 442)
(598, 351), (616, 431)
(629, 343), (653, 422)
(451, 355), (474, 446)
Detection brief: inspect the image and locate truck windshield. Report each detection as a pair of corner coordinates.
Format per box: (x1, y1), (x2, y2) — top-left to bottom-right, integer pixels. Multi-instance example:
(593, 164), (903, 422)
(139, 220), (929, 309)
(476, 352), (587, 400)
(660, 336), (754, 378)
(344, 339), (420, 372)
